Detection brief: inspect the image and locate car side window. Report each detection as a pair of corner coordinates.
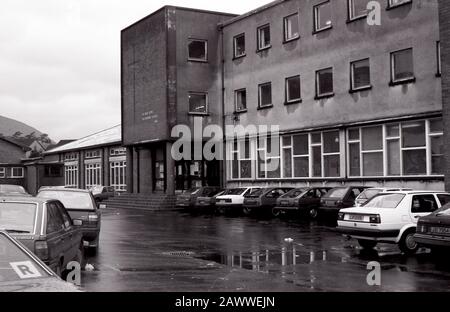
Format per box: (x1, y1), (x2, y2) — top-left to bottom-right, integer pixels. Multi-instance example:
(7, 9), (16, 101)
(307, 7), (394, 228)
(46, 203), (65, 234)
(411, 195), (438, 213)
(56, 202), (72, 229)
(304, 190), (315, 199)
(437, 194), (450, 206)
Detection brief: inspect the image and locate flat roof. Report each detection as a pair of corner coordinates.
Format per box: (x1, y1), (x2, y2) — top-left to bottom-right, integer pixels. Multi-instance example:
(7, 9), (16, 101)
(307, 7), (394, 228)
(219, 0), (285, 28)
(45, 125), (122, 154)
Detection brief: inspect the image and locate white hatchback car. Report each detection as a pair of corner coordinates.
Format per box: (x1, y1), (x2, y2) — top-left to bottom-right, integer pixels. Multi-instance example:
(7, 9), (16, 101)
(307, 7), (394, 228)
(215, 187), (261, 214)
(337, 191), (450, 254)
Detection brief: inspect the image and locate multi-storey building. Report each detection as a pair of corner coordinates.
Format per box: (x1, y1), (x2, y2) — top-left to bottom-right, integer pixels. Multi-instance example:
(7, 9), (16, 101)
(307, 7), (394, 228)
(122, 0), (445, 195)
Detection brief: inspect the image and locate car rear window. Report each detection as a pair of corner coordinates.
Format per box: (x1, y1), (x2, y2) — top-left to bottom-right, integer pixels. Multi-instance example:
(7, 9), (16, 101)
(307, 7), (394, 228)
(363, 194), (405, 209)
(326, 188), (348, 199)
(358, 189), (382, 200)
(38, 191), (95, 211)
(283, 188), (309, 198)
(247, 189), (264, 197)
(224, 189), (246, 196)
(0, 202), (37, 233)
(0, 233), (50, 282)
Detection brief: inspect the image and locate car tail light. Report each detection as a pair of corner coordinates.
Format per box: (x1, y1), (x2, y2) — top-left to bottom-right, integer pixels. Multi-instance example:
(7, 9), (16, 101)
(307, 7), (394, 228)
(35, 240), (49, 260)
(337, 212), (345, 221)
(369, 215), (381, 224)
(88, 213), (99, 222)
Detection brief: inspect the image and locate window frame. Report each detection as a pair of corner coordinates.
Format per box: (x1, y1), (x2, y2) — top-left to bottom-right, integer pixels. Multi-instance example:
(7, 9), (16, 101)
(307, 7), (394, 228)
(230, 138), (254, 180)
(258, 82), (273, 109)
(283, 12), (300, 43)
(285, 75), (302, 104)
(257, 24), (271, 52)
(187, 38), (208, 63)
(387, 0), (413, 10)
(315, 67), (334, 99)
(350, 58), (372, 93)
(347, 0), (369, 22)
(188, 91), (209, 115)
(313, 0), (333, 34)
(390, 48), (415, 86)
(233, 33), (246, 59)
(234, 88), (248, 113)
(11, 167), (24, 178)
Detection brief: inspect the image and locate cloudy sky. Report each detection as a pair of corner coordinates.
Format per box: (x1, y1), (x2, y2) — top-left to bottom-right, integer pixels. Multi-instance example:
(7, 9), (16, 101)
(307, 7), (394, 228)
(0, 0), (270, 141)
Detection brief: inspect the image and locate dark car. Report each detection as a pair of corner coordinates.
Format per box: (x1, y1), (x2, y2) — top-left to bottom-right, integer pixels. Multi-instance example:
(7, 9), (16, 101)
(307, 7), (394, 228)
(319, 186), (372, 217)
(0, 231), (80, 292)
(90, 186), (116, 202)
(415, 201), (450, 253)
(192, 189), (225, 213)
(0, 196), (84, 276)
(0, 184), (31, 197)
(176, 186), (222, 209)
(242, 187), (294, 216)
(273, 187), (332, 218)
(37, 188), (101, 251)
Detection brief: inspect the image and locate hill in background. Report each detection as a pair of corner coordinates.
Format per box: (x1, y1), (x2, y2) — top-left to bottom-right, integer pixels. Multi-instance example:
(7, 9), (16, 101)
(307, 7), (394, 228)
(0, 114), (52, 147)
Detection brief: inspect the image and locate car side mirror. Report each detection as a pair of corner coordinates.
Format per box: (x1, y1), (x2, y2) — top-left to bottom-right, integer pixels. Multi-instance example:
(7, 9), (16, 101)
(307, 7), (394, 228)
(73, 219), (83, 226)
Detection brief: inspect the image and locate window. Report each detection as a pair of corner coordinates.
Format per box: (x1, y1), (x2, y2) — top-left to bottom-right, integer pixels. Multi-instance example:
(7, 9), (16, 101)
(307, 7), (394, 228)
(85, 150), (100, 159)
(348, 118), (444, 177)
(284, 13), (300, 42)
(64, 165), (78, 188)
(231, 138), (253, 179)
(188, 39), (207, 62)
(64, 153), (78, 161)
(234, 33), (246, 58)
(391, 48), (415, 84)
(351, 58), (371, 91)
(282, 134), (309, 178)
(85, 163), (102, 189)
(437, 41), (441, 76)
(235, 89), (247, 112)
(188, 92), (208, 114)
(348, 0), (370, 20)
(411, 195), (438, 214)
(257, 135), (280, 179)
(46, 203), (65, 234)
(44, 165), (62, 178)
(0, 168), (5, 178)
(314, 1), (332, 33)
(257, 24), (271, 51)
(258, 82), (272, 108)
(110, 161), (127, 191)
(316, 68), (334, 98)
(388, 0), (412, 9)
(11, 167), (24, 178)
(285, 75), (302, 103)
(110, 147), (126, 156)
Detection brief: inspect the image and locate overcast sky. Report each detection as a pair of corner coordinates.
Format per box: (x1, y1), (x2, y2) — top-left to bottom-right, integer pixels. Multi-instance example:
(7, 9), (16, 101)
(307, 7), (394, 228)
(0, 0), (270, 141)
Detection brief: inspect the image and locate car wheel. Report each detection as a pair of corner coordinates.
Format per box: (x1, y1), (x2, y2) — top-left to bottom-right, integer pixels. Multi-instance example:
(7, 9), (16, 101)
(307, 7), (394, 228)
(399, 230), (419, 255)
(216, 207), (225, 215)
(358, 239), (378, 249)
(243, 207), (252, 216)
(272, 208), (281, 218)
(309, 208), (319, 219)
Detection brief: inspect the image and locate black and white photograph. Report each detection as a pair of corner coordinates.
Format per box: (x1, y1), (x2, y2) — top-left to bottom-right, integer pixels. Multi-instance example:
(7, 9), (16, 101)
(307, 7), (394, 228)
(1, 0), (450, 302)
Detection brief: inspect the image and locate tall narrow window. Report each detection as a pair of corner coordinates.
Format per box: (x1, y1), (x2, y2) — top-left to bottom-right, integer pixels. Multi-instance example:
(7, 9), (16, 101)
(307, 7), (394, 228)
(188, 92), (208, 114)
(284, 13), (300, 42)
(188, 39), (207, 62)
(348, 0), (370, 20)
(316, 68), (334, 98)
(351, 58), (371, 91)
(235, 89), (247, 112)
(391, 48), (415, 84)
(257, 24), (271, 51)
(286, 75), (301, 103)
(234, 33), (246, 58)
(314, 1), (332, 33)
(258, 82), (272, 108)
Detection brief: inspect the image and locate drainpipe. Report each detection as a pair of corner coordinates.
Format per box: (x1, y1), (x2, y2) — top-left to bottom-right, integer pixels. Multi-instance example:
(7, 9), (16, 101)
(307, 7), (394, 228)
(219, 24), (227, 189)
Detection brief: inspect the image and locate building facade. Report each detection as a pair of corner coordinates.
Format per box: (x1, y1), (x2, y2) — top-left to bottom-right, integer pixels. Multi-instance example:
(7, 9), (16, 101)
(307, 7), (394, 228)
(122, 0), (445, 195)
(0, 137), (28, 187)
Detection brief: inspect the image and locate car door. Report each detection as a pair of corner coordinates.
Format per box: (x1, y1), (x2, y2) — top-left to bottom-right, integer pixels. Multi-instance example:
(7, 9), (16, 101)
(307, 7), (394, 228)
(409, 194), (439, 223)
(265, 189), (285, 206)
(45, 202), (69, 268)
(300, 189), (317, 208)
(55, 201), (79, 263)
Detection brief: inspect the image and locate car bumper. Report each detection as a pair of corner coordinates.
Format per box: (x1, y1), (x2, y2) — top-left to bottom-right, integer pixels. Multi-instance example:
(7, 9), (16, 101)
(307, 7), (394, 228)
(319, 206), (341, 213)
(216, 204), (242, 210)
(336, 226), (400, 238)
(81, 227), (100, 242)
(414, 233), (450, 248)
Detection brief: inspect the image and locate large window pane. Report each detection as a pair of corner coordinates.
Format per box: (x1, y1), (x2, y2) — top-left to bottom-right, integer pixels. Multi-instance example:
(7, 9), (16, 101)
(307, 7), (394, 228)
(188, 40), (207, 61)
(286, 76), (301, 102)
(324, 155), (340, 177)
(402, 121), (425, 148)
(267, 160), (280, 179)
(283, 149), (292, 177)
(259, 83), (272, 107)
(351, 58), (371, 89)
(431, 136), (444, 175)
(232, 154), (239, 179)
(257, 152), (265, 179)
(312, 146), (322, 177)
(430, 118), (443, 133)
(294, 157), (309, 178)
(387, 140), (400, 176)
(349, 143), (360, 177)
(189, 92), (207, 114)
(363, 153), (383, 176)
(362, 126), (382, 151)
(392, 48), (414, 82)
(317, 68), (333, 96)
(323, 131), (340, 153)
(293, 134), (309, 155)
(403, 150), (426, 175)
(240, 160), (252, 178)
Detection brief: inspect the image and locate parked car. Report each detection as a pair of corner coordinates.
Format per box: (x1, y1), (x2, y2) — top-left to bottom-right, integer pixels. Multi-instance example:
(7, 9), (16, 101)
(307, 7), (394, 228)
(273, 187), (332, 218)
(319, 186), (372, 217)
(0, 196), (84, 276)
(415, 201), (450, 253)
(0, 231), (80, 292)
(176, 186), (222, 209)
(90, 186), (116, 202)
(0, 184), (31, 197)
(37, 188), (101, 251)
(192, 189), (225, 212)
(337, 191), (450, 254)
(242, 187), (294, 216)
(215, 187), (261, 215)
(355, 187), (413, 207)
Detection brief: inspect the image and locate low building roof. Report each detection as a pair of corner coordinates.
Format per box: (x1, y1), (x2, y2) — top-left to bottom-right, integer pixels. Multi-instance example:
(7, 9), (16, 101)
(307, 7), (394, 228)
(45, 125), (122, 154)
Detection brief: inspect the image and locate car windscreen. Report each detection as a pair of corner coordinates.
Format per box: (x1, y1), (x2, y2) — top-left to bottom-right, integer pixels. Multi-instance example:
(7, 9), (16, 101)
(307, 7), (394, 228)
(283, 188), (309, 198)
(325, 188), (348, 199)
(0, 203), (37, 234)
(0, 185), (27, 194)
(38, 191), (95, 211)
(0, 233), (50, 282)
(223, 189), (246, 196)
(363, 194), (405, 209)
(358, 189), (382, 200)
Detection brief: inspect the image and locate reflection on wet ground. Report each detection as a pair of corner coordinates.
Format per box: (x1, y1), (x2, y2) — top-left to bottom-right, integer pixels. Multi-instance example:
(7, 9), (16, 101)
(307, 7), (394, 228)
(81, 208), (450, 292)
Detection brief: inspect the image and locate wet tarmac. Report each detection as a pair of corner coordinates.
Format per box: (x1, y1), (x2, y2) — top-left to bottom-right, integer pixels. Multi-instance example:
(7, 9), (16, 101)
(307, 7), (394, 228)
(80, 208), (450, 292)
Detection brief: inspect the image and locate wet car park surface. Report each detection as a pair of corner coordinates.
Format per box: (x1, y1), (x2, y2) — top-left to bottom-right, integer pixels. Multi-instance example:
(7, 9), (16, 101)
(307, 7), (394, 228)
(80, 208), (450, 292)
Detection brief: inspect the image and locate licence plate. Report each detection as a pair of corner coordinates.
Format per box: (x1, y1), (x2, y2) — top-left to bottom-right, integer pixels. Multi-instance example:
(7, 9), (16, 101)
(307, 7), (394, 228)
(348, 214), (364, 221)
(430, 227), (450, 235)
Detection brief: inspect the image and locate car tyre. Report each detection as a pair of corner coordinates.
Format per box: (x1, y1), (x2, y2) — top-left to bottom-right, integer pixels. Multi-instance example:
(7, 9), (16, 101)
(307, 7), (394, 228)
(358, 239), (378, 249)
(216, 207), (226, 215)
(272, 208), (281, 218)
(243, 207), (252, 216)
(399, 230), (419, 255)
(309, 208), (319, 219)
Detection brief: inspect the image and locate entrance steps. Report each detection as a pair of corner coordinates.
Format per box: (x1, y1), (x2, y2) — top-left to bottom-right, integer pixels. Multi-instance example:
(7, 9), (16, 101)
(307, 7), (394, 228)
(102, 193), (178, 211)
